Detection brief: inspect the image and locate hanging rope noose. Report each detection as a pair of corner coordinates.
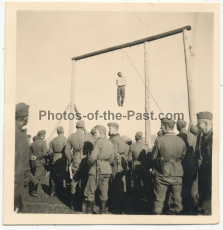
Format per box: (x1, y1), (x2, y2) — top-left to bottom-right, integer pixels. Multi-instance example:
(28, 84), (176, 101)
(123, 49), (163, 113)
(121, 46), (124, 73)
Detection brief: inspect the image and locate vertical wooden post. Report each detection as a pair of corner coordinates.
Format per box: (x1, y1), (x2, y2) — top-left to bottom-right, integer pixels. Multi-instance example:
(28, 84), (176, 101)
(69, 60), (76, 136)
(144, 42), (151, 148)
(183, 29), (196, 127)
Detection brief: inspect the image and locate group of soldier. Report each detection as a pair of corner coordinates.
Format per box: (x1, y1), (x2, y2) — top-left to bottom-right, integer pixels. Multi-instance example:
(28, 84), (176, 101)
(15, 102), (213, 215)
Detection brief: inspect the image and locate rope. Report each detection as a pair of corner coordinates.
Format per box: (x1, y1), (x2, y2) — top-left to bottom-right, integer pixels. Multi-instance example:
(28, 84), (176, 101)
(121, 46), (124, 73)
(123, 49), (163, 113)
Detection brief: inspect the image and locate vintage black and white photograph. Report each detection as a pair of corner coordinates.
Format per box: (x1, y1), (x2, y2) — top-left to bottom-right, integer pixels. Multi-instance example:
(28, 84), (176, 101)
(3, 2), (219, 225)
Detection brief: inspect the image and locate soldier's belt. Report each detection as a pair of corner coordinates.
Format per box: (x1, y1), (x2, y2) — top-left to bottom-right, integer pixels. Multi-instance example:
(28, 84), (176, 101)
(165, 158), (180, 163)
(97, 159), (110, 162)
(133, 160), (141, 165)
(73, 150), (83, 153)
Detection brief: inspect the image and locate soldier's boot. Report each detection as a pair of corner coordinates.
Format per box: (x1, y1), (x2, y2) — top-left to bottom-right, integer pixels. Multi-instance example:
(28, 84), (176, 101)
(86, 201), (94, 214)
(50, 180), (56, 197)
(70, 194), (75, 210)
(82, 200), (87, 214)
(99, 200), (107, 214)
(30, 184), (38, 197)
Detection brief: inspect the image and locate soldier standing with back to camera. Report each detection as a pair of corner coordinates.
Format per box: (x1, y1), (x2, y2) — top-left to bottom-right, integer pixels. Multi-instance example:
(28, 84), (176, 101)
(196, 111), (213, 215)
(107, 122), (127, 213)
(65, 120), (89, 210)
(176, 119), (198, 215)
(30, 130), (48, 197)
(152, 118), (186, 215)
(128, 131), (152, 209)
(84, 125), (114, 214)
(49, 126), (68, 197)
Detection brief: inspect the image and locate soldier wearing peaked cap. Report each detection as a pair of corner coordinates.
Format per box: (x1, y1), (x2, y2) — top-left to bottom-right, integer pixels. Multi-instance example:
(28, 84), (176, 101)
(15, 103), (30, 212)
(107, 122), (127, 213)
(176, 119), (199, 215)
(30, 130), (47, 197)
(152, 118), (186, 214)
(65, 120), (90, 210)
(49, 126), (68, 197)
(196, 112), (213, 215)
(84, 125), (114, 214)
(128, 131), (153, 208)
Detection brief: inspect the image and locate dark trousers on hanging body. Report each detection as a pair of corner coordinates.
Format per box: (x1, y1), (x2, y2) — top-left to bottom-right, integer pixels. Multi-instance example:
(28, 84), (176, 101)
(117, 86), (125, 106)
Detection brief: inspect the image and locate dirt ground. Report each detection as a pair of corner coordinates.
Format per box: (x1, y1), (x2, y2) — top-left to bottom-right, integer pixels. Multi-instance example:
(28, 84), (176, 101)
(25, 172), (198, 215)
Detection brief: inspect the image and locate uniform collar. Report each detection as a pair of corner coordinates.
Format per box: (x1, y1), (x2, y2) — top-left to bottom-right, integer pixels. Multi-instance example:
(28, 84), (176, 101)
(165, 131), (175, 135)
(137, 140), (143, 143)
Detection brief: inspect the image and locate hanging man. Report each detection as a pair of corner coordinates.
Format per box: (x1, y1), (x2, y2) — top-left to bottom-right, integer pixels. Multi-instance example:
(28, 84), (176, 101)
(196, 112), (213, 215)
(65, 120), (89, 210)
(107, 122), (127, 213)
(84, 125), (114, 214)
(15, 102), (30, 212)
(30, 130), (48, 197)
(152, 118), (186, 215)
(49, 126), (68, 197)
(116, 72), (126, 107)
(176, 119), (199, 215)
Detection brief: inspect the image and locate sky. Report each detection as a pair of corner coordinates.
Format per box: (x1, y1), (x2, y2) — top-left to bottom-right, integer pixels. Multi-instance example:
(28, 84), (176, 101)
(16, 11), (213, 145)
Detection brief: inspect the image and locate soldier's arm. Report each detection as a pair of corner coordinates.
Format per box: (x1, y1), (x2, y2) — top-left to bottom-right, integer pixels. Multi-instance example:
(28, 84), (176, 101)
(111, 138), (119, 159)
(48, 140), (53, 155)
(42, 141), (48, 157)
(109, 145), (115, 164)
(88, 141), (101, 164)
(63, 137), (68, 147)
(180, 142), (187, 161)
(152, 140), (159, 161)
(65, 138), (73, 164)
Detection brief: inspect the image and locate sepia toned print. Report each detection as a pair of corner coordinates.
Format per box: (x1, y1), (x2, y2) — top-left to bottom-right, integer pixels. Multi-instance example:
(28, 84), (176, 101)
(4, 2), (219, 225)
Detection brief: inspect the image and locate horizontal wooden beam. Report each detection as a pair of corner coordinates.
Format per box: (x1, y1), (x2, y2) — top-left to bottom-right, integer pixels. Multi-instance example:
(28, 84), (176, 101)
(72, 25), (191, 61)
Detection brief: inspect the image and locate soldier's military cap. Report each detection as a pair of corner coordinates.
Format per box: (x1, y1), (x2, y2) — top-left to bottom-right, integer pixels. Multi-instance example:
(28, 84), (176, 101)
(196, 111), (213, 121)
(37, 130), (46, 136)
(107, 122), (119, 128)
(32, 135), (38, 141)
(15, 102), (29, 117)
(95, 125), (106, 133)
(190, 125), (199, 135)
(157, 130), (163, 137)
(127, 138), (133, 145)
(135, 131), (143, 139)
(76, 120), (85, 128)
(57, 126), (64, 134)
(91, 126), (96, 135)
(177, 119), (187, 129)
(161, 118), (175, 126)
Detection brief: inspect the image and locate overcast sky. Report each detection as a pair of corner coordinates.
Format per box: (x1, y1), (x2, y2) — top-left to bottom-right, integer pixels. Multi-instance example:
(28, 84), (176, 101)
(16, 11), (213, 145)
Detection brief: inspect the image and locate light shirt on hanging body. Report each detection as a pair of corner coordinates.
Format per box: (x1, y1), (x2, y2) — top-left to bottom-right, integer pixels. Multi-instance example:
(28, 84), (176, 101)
(116, 76), (127, 87)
